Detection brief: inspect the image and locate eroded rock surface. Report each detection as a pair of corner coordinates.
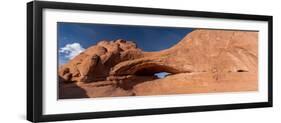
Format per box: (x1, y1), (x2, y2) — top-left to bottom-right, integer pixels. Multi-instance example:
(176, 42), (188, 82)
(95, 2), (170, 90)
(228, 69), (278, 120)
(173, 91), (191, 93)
(59, 29), (258, 99)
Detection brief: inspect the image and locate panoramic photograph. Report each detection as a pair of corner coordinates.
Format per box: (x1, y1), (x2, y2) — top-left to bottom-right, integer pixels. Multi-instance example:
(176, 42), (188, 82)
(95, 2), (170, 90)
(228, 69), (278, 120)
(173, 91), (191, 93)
(58, 22), (258, 99)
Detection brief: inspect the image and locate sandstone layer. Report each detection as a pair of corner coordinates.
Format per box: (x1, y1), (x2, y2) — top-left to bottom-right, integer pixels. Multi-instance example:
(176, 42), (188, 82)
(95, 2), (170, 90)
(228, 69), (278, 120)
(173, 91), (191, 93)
(59, 29), (258, 99)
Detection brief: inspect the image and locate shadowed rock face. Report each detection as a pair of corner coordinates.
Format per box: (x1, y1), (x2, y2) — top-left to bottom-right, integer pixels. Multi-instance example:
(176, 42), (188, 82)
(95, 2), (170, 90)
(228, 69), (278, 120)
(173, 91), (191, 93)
(59, 29), (258, 99)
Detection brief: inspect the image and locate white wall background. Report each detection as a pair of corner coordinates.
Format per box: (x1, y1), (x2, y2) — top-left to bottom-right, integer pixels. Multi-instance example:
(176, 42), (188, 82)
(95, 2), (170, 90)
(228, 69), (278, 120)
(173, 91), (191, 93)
(0, 0), (280, 122)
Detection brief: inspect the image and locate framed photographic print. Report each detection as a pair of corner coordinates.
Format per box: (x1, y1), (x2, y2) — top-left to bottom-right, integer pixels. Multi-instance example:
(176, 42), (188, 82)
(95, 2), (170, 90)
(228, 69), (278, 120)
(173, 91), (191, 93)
(27, 1), (273, 122)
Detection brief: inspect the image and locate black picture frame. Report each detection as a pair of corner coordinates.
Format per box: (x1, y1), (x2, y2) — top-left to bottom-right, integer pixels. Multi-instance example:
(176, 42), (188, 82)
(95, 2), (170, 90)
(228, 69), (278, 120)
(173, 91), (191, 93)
(27, 1), (273, 122)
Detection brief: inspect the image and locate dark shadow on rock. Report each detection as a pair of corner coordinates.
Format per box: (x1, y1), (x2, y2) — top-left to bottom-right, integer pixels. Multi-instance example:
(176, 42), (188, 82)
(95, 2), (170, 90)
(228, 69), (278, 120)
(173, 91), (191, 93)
(116, 75), (158, 90)
(59, 82), (89, 99)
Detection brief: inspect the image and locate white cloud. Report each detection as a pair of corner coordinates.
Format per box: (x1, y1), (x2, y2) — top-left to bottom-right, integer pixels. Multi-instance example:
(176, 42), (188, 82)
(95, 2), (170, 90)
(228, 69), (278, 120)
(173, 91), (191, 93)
(59, 42), (85, 59)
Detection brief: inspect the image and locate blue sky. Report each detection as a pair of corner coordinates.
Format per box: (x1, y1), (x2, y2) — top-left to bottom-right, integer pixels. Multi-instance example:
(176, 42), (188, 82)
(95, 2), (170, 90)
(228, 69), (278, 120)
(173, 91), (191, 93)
(58, 22), (193, 65)
(155, 72), (171, 78)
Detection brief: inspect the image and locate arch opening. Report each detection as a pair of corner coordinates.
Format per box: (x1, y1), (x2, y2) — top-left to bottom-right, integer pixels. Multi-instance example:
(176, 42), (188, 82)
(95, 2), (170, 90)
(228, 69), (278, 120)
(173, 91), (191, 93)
(133, 64), (179, 79)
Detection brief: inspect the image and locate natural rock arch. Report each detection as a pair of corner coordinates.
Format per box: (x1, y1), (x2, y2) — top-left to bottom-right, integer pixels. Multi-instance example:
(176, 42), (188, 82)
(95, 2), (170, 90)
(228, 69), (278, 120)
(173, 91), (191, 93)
(58, 29), (258, 99)
(59, 29), (258, 83)
(117, 62), (181, 77)
(109, 58), (188, 77)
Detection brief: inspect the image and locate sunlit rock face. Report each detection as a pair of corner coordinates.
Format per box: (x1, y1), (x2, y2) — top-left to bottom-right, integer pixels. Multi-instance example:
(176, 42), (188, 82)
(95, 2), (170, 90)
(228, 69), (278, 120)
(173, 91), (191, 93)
(58, 29), (258, 99)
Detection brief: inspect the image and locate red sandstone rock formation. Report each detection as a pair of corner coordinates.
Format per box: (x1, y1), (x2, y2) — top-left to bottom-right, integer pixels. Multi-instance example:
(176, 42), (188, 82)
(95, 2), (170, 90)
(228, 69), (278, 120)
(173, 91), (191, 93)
(59, 29), (258, 99)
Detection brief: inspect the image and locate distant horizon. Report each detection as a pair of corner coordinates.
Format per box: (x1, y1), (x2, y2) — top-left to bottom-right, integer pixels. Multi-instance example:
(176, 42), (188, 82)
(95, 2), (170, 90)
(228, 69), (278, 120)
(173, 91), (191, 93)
(58, 22), (193, 65)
